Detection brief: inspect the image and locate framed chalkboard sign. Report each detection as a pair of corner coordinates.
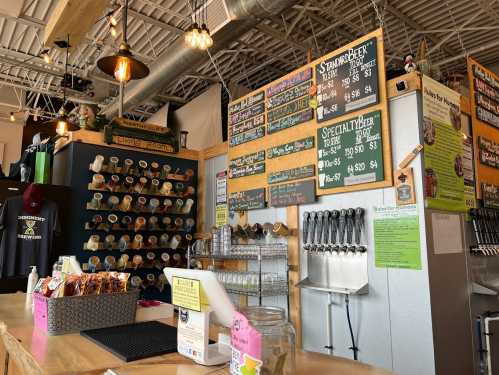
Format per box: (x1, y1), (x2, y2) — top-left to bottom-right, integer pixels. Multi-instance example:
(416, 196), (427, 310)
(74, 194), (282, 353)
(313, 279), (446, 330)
(268, 165), (315, 184)
(482, 183), (499, 209)
(230, 151), (265, 168)
(317, 110), (384, 189)
(229, 188), (266, 211)
(316, 37), (379, 122)
(229, 162), (265, 179)
(269, 179), (316, 207)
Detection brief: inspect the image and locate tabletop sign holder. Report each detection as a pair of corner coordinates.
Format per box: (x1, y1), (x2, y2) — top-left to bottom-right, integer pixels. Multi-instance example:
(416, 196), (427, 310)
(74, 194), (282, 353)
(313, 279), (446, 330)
(168, 269), (235, 366)
(171, 276), (229, 366)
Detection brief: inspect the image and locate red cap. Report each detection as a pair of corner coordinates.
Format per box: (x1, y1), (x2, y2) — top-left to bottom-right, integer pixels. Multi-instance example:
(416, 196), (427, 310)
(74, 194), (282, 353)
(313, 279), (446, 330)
(23, 183), (43, 214)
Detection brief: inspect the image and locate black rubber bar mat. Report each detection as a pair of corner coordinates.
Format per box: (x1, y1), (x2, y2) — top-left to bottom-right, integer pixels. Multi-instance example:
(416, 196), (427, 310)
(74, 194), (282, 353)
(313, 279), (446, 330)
(80, 320), (178, 362)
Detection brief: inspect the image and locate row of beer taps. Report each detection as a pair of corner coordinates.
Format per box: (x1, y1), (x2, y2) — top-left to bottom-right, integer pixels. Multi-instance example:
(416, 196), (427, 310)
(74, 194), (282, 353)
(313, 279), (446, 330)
(302, 208), (366, 253)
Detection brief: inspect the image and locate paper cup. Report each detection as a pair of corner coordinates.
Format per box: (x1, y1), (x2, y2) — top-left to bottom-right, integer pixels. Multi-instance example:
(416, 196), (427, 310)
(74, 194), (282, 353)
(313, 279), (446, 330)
(91, 155), (104, 173)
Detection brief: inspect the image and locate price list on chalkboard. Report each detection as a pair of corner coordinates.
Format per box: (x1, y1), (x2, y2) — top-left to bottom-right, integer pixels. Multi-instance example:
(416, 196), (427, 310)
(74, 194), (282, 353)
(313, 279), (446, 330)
(315, 37), (379, 123)
(269, 179), (316, 207)
(228, 91), (266, 146)
(229, 188), (266, 211)
(317, 110), (384, 189)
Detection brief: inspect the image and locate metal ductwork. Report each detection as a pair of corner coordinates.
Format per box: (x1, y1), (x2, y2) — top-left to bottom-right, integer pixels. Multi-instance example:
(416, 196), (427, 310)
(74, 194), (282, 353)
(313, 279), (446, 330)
(100, 0), (299, 119)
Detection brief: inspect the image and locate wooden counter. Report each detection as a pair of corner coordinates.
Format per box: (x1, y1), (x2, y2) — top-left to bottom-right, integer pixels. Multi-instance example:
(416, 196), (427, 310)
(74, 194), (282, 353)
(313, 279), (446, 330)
(0, 293), (393, 375)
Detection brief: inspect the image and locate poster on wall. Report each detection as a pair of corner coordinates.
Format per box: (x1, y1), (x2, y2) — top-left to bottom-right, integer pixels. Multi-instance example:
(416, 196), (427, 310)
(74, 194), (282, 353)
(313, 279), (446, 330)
(422, 75), (466, 212)
(374, 205), (421, 270)
(215, 171), (228, 226)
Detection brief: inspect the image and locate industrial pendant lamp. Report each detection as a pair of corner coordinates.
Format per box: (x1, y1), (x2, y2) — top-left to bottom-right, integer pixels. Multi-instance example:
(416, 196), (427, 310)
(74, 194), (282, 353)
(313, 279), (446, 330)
(97, 0), (149, 83)
(185, 0), (213, 50)
(42, 34), (79, 134)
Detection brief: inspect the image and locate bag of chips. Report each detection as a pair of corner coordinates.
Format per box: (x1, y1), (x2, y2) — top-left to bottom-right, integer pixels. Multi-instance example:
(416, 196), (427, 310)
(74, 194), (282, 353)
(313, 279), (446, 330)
(80, 274), (103, 295)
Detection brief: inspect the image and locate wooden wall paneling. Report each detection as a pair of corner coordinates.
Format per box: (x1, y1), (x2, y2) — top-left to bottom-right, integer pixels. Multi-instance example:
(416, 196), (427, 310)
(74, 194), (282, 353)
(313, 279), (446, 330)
(227, 28), (393, 198)
(386, 71), (421, 99)
(467, 57), (499, 197)
(286, 205), (302, 348)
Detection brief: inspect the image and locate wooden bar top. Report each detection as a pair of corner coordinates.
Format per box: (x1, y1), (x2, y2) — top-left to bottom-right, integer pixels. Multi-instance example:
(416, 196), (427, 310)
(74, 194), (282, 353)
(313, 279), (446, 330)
(0, 293), (393, 375)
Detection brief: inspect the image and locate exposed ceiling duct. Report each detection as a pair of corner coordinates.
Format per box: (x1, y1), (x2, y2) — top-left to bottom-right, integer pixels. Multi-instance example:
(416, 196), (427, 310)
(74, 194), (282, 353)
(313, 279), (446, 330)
(100, 0), (301, 119)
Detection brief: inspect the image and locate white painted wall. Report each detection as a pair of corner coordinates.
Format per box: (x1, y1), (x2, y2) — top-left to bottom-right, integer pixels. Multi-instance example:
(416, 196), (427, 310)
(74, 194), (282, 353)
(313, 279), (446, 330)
(0, 120), (23, 175)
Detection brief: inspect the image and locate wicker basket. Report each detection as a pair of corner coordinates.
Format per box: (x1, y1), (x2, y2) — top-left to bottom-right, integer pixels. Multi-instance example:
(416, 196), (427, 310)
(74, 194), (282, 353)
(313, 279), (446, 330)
(33, 290), (139, 335)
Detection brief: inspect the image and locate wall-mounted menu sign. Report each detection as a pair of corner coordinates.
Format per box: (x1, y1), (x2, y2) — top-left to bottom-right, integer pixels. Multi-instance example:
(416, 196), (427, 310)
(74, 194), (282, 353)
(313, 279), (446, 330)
(229, 162), (266, 179)
(228, 102), (265, 126)
(268, 165), (315, 184)
(229, 151), (265, 168)
(229, 188), (266, 211)
(269, 179), (316, 207)
(317, 110), (384, 189)
(473, 65), (499, 129)
(479, 136), (499, 169)
(266, 68), (312, 98)
(267, 109), (313, 134)
(228, 91), (264, 115)
(267, 137), (315, 159)
(267, 81), (311, 109)
(229, 126), (265, 147)
(482, 183), (499, 209)
(231, 114), (265, 136)
(316, 37), (378, 122)
(267, 96), (310, 123)
(477, 106), (499, 129)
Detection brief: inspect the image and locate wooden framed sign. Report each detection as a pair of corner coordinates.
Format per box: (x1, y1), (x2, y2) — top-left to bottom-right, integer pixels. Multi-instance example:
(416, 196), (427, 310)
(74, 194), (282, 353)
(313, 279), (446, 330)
(315, 37), (379, 122)
(268, 165), (315, 184)
(227, 28), (391, 198)
(269, 179), (316, 207)
(482, 183), (499, 209)
(229, 188), (266, 211)
(317, 110), (384, 189)
(478, 136), (499, 169)
(229, 162), (265, 179)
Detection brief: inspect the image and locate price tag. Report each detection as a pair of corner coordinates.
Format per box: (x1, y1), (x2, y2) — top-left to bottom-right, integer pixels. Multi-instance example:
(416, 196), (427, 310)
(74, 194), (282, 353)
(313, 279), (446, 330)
(172, 277), (201, 312)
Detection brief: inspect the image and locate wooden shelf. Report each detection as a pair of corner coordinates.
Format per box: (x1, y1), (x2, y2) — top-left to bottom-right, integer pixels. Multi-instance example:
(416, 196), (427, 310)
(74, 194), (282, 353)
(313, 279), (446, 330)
(89, 164), (192, 182)
(83, 242), (187, 251)
(85, 202), (192, 215)
(87, 184), (193, 199)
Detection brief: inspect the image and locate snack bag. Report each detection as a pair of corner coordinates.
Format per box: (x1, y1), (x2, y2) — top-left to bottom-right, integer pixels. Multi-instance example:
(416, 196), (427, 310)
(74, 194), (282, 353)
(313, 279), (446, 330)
(63, 275), (80, 297)
(82, 274), (103, 295)
(118, 272), (130, 292)
(100, 272), (112, 294)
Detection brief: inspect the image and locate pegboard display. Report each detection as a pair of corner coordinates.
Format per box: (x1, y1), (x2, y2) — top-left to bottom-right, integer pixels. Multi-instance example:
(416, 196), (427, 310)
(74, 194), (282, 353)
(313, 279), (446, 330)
(58, 142), (198, 302)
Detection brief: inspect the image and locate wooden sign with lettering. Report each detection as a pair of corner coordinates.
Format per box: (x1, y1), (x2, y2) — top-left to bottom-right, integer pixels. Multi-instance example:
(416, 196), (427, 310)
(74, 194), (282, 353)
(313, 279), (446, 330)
(482, 183), (499, 209)
(229, 162), (265, 179)
(231, 114), (265, 136)
(317, 110), (384, 188)
(229, 102), (265, 126)
(316, 37), (378, 122)
(267, 96), (309, 123)
(229, 151), (266, 168)
(268, 165), (315, 184)
(229, 188), (266, 211)
(267, 109), (313, 134)
(478, 136), (499, 169)
(230, 126), (265, 147)
(266, 68), (312, 98)
(228, 90), (264, 115)
(267, 137), (315, 159)
(269, 179), (316, 207)
(267, 81), (311, 109)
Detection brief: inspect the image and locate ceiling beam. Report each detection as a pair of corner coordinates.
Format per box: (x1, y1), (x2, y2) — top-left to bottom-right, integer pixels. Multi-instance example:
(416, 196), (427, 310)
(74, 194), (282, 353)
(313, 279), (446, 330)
(128, 9), (184, 36)
(255, 24), (314, 55)
(384, 2), (458, 58)
(155, 94), (187, 104)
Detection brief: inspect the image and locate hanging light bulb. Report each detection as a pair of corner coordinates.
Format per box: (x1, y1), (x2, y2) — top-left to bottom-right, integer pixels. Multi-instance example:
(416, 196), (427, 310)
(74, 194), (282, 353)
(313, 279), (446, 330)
(110, 25), (117, 38)
(114, 55), (132, 83)
(56, 118), (68, 136)
(185, 26), (193, 45)
(190, 26), (200, 49)
(109, 15), (118, 26)
(40, 48), (51, 64)
(9, 112), (15, 122)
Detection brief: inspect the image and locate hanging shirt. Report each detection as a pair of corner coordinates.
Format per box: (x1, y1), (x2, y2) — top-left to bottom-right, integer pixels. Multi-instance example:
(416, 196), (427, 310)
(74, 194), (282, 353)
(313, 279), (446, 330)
(0, 196), (59, 278)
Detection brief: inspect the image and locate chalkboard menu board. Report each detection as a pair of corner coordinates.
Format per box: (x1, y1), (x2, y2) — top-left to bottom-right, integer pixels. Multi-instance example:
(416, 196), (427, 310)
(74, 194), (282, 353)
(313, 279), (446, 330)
(228, 91), (266, 146)
(229, 188), (266, 211)
(229, 162), (265, 179)
(316, 37), (378, 122)
(269, 179), (316, 207)
(317, 110), (384, 189)
(230, 151), (265, 168)
(482, 183), (499, 209)
(268, 165), (315, 184)
(268, 137), (314, 159)
(479, 136), (499, 169)
(473, 65), (499, 129)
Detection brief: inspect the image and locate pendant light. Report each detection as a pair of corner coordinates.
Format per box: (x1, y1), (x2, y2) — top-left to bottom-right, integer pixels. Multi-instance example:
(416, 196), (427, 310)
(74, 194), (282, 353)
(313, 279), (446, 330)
(97, 0), (149, 83)
(185, 0), (213, 50)
(42, 34), (79, 134)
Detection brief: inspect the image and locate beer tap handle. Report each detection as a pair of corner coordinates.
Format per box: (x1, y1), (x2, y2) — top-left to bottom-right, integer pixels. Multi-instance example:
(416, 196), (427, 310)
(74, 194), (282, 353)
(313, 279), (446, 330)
(309, 212), (317, 245)
(302, 212), (310, 244)
(338, 209), (347, 243)
(346, 208), (355, 244)
(316, 211), (324, 244)
(354, 207), (365, 245)
(323, 211), (331, 244)
(330, 210), (339, 244)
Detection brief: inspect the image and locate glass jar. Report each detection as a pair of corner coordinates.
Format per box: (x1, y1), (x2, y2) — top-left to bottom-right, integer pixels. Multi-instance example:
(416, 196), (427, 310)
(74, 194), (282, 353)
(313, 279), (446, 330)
(239, 306), (296, 375)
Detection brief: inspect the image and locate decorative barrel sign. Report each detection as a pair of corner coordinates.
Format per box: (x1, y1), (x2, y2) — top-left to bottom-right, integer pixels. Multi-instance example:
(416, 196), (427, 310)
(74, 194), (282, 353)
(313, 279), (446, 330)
(317, 110), (384, 189)
(316, 37), (379, 123)
(229, 188), (266, 211)
(269, 179), (316, 207)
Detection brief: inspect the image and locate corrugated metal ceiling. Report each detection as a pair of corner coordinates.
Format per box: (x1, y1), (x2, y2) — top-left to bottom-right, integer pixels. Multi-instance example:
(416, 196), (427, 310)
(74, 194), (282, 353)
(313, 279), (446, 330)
(0, 0), (498, 119)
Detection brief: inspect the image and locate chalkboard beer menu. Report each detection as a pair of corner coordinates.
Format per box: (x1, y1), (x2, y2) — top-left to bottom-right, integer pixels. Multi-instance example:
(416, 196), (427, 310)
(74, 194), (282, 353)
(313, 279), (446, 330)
(317, 110), (384, 189)
(269, 179), (316, 207)
(316, 37), (378, 122)
(229, 188), (266, 211)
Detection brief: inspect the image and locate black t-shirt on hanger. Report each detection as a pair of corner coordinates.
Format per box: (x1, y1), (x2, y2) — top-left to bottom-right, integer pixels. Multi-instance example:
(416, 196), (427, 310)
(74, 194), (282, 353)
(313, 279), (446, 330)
(0, 196), (60, 278)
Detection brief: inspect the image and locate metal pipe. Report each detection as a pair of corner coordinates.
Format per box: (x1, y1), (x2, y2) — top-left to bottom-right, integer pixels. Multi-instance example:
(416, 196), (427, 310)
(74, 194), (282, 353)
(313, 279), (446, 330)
(100, 0), (301, 118)
(434, 40), (499, 67)
(326, 292), (333, 355)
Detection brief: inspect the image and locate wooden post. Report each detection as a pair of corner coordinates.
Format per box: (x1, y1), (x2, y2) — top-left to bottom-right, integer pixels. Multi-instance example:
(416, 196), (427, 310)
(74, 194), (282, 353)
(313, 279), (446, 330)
(196, 150), (206, 233)
(287, 205), (302, 348)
